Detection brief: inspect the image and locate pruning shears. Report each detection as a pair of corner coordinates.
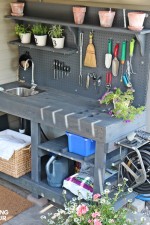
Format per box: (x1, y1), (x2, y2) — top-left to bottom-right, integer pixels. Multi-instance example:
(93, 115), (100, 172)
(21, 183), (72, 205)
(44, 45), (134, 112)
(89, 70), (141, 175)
(106, 72), (112, 91)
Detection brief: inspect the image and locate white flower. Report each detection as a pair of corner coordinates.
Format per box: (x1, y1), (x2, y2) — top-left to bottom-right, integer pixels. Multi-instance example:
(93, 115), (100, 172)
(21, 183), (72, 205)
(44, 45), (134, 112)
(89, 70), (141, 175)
(132, 211), (137, 214)
(106, 182), (111, 186)
(104, 189), (110, 194)
(128, 199), (132, 203)
(128, 188), (133, 193)
(100, 198), (106, 204)
(118, 183), (122, 187)
(123, 177), (128, 181)
(127, 218), (131, 222)
(62, 190), (66, 195)
(40, 215), (46, 220)
(141, 217), (146, 222)
(108, 219), (115, 223)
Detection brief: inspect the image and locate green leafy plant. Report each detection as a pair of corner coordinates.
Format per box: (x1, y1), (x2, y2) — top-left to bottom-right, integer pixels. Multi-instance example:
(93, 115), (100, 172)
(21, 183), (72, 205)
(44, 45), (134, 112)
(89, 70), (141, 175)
(41, 179), (144, 225)
(31, 23), (48, 35)
(48, 24), (64, 38)
(99, 88), (145, 121)
(15, 24), (31, 35)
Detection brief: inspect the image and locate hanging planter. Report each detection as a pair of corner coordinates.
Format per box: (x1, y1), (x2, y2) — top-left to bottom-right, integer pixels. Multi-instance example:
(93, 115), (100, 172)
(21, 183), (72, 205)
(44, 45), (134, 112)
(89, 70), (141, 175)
(72, 6), (86, 25)
(98, 10), (115, 28)
(128, 12), (147, 31)
(10, 2), (25, 16)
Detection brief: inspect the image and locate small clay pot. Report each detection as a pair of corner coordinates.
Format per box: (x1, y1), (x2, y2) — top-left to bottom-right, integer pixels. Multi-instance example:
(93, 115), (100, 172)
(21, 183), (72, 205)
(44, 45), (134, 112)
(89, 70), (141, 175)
(73, 6), (86, 25)
(10, 3), (25, 15)
(98, 11), (115, 28)
(128, 12), (147, 28)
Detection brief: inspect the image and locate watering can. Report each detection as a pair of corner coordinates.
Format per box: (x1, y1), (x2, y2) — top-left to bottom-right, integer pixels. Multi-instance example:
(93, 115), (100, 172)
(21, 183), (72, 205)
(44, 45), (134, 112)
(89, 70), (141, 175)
(46, 155), (69, 187)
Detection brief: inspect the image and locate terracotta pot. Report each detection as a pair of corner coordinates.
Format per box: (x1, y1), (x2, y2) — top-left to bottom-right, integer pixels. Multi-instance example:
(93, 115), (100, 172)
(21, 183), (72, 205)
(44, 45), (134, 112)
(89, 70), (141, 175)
(10, 3), (25, 15)
(73, 6), (86, 24)
(128, 12), (146, 28)
(98, 11), (115, 28)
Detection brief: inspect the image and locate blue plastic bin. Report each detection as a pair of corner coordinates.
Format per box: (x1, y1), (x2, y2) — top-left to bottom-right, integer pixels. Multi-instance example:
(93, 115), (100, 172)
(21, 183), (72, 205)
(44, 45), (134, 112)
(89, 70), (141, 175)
(66, 132), (95, 156)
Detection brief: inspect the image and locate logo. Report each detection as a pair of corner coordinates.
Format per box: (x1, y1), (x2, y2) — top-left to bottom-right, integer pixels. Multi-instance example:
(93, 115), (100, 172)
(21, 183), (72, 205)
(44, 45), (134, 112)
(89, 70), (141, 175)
(0, 210), (9, 221)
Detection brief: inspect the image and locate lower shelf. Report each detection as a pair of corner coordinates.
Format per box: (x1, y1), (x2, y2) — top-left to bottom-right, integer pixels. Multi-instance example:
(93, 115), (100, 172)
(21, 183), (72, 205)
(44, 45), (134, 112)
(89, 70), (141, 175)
(0, 172), (74, 205)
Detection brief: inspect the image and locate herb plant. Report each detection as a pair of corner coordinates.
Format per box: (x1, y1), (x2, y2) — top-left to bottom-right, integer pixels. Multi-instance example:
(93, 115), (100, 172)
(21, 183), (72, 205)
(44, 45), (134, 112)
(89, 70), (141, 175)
(15, 24), (31, 35)
(99, 88), (145, 121)
(31, 23), (48, 35)
(48, 25), (64, 38)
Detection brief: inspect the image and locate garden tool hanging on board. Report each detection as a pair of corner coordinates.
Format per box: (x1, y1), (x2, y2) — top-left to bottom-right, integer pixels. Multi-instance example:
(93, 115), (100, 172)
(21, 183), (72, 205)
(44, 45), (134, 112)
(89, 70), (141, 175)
(106, 71), (112, 92)
(112, 43), (120, 76)
(84, 32), (97, 68)
(120, 40), (127, 82)
(129, 38), (136, 74)
(79, 32), (84, 86)
(105, 39), (112, 69)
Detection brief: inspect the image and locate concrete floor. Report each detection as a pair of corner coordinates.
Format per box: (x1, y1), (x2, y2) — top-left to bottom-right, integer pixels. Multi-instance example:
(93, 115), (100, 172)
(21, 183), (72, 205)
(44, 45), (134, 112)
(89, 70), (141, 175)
(0, 178), (149, 225)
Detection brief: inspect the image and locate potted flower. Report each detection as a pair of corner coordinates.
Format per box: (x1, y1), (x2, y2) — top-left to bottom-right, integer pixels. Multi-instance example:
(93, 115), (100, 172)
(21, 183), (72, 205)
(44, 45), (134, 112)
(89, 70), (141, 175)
(15, 24), (31, 44)
(41, 179), (142, 225)
(48, 25), (65, 49)
(99, 88), (145, 121)
(31, 23), (48, 46)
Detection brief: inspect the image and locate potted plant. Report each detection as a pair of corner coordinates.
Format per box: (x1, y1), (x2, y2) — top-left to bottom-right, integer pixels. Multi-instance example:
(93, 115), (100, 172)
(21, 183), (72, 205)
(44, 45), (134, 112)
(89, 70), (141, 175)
(99, 88), (145, 121)
(15, 24), (31, 44)
(31, 23), (48, 46)
(10, 2), (25, 16)
(48, 25), (65, 49)
(73, 6), (86, 24)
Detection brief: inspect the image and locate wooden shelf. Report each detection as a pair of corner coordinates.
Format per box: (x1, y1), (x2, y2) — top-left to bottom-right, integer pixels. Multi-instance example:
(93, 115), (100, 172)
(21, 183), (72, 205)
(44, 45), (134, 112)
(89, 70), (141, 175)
(5, 15), (150, 35)
(38, 135), (95, 165)
(8, 40), (78, 55)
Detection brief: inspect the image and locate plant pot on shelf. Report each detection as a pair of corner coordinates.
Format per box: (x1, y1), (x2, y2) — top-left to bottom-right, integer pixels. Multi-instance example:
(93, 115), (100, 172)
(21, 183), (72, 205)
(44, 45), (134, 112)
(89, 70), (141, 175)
(98, 11), (115, 28)
(73, 6), (86, 25)
(10, 3), (25, 16)
(51, 37), (65, 49)
(19, 33), (31, 44)
(128, 12), (147, 31)
(34, 35), (47, 46)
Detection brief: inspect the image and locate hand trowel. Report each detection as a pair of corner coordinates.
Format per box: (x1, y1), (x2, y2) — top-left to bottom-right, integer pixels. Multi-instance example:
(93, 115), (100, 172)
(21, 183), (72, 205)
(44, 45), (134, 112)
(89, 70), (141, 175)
(112, 43), (119, 76)
(105, 39), (112, 69)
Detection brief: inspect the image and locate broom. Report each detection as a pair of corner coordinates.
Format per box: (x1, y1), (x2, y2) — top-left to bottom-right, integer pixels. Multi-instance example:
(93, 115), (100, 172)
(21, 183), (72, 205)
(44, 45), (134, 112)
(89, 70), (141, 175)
(84, 32), (97, 68)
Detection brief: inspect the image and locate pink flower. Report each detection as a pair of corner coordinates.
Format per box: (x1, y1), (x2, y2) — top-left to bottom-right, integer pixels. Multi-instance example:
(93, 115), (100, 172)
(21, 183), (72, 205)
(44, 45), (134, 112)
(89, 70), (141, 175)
(93, 193), (101, 201)
(88, 219), (92, 223)
(94, 219), (102, 225)
(76, 204), (89, 216)
(92, 212), (100, 218)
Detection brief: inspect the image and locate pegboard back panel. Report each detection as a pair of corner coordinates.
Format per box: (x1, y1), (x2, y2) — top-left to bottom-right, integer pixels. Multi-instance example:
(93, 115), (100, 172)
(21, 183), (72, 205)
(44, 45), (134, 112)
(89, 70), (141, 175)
(18, 2), (150, 107)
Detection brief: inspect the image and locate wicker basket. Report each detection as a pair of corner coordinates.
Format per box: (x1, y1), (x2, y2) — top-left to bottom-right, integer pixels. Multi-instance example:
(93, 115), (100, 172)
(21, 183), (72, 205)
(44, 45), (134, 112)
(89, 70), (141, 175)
(0, 145), (31, 178)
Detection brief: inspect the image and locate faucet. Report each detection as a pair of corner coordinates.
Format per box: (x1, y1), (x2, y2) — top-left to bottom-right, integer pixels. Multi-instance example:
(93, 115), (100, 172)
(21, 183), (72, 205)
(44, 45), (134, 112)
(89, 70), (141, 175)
(24, 59), (37, 89)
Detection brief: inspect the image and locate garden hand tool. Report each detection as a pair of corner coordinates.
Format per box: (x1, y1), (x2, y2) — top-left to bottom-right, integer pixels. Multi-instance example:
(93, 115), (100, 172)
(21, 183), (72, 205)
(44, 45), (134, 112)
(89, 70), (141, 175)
(79, 32), (84, 86)
(105, 39), (112, 69)
(86, 73), (90, 89)
(122, 73), (132, 88)
(112, 43), (119, 76)
(129, 38), (136, 74)
(84, 31), (97, 68)
(120, 40), (127, 82)
(106, 71), (112, 91)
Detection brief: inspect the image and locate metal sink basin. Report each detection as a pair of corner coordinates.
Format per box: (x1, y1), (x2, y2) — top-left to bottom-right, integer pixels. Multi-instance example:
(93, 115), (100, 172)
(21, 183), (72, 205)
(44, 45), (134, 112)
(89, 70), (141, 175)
(5, 87), (43, 97)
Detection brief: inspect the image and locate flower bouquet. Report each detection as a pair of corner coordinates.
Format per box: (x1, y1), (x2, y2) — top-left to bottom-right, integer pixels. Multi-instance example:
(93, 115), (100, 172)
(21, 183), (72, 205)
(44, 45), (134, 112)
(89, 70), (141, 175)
(41, 179), (145, 225)
(99, 88), (145, 121)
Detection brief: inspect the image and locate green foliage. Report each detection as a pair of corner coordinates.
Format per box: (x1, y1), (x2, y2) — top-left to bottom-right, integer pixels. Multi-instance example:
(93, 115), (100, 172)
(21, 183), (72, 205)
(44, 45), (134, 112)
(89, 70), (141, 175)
(48, 25), (64, 38)
(31, 23), (48, 35)
(41, 180), (144, 225)
(15, 24), (31, 35)
(99, 88), (145, 121)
